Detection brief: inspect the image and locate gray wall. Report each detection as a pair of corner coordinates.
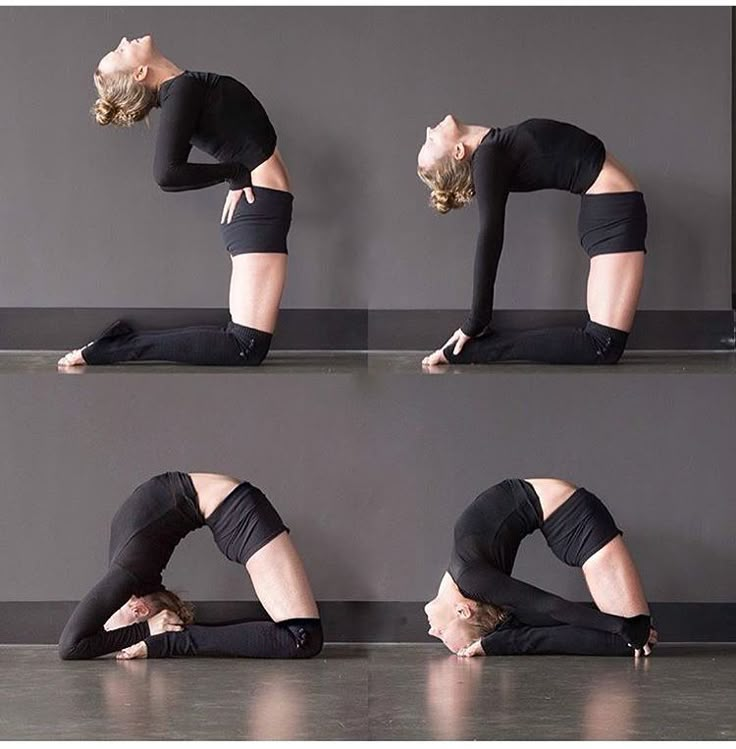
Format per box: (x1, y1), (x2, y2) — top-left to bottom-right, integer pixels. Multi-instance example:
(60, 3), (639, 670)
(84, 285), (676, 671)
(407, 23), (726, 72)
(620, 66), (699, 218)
(0, 6), (731, 311)
(1, 371), (734, 604)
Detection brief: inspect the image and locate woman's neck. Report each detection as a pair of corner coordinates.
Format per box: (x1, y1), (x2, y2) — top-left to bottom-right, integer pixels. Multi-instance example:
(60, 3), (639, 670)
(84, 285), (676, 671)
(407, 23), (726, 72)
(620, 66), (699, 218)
(461, 125), (493, 156)
(148, 58), (185, 91)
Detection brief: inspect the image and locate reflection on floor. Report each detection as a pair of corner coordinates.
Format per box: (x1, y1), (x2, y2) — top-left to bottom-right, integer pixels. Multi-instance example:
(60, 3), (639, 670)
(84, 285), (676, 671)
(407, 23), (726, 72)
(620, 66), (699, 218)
(0, 644), (733, 740)
(1, 350), (735, 374)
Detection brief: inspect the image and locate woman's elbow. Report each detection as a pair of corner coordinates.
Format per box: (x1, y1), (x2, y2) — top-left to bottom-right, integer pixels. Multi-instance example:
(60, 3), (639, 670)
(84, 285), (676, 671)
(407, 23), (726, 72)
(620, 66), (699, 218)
(58, 637), (86, 661)
(58, 641), (78, 660)
(154, 177), (176, 192)
(153, 166), (178, 191)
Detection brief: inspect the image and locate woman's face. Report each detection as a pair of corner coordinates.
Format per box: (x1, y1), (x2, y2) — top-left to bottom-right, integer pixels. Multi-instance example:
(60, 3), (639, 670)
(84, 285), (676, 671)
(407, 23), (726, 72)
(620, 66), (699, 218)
(424, 587), (477, 654)
(417, 114), (463, 172)
(97, 35), (156, 78)
(104, 595), (150, 631)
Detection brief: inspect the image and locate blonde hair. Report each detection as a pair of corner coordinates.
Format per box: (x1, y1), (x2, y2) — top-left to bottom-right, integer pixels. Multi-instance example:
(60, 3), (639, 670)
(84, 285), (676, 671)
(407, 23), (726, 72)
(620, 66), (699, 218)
(143, 589), (195, 625)
(466, 601), (508, 638)
(418, 155), (475, 214)
(91, 68), (157, 127)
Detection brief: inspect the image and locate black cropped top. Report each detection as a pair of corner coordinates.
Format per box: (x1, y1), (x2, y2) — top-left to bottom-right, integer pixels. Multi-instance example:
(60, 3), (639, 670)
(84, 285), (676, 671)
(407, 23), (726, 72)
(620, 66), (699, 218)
(58, 473), (204, 660)
(153, 70), (277, 192)
(461, 118), (606, 336)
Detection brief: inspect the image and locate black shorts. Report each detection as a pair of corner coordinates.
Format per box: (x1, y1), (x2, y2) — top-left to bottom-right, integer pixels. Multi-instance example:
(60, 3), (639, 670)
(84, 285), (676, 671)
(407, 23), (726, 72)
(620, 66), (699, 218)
(578, 191), (648, 257)
(205, 481), (289, 564)
(220, 187), (293, 256)
(540, 487), (622, 567)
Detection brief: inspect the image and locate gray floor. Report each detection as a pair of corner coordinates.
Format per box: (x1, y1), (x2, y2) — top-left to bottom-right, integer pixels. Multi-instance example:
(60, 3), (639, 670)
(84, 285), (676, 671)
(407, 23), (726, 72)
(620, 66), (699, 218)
(1, 349), (735, 374)
(1, 644), (734, 740)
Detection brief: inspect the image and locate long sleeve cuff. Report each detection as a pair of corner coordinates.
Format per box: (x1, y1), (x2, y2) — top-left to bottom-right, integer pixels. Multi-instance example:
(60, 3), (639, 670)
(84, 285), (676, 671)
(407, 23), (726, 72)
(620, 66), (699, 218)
(619, 614), (651, 648)
(228, 163), (252, 190)
(461, 316), (490, 338)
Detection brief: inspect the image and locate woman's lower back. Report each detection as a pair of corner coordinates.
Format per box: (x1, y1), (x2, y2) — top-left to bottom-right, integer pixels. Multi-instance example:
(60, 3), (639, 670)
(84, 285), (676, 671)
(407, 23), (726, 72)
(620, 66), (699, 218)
(189, 472), (240, 519)
(251, 148), (291, 192)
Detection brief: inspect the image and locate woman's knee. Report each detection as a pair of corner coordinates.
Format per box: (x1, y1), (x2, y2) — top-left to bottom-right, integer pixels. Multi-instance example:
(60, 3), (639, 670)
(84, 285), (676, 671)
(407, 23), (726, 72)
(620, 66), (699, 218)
(585, 320), (629, 364)
(285, 618), (323, 658)
(226, 322), (273, 366)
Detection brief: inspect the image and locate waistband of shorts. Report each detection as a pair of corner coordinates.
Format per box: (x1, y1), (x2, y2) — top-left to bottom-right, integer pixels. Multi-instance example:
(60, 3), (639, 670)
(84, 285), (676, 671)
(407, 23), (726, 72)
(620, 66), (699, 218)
(251, 185), (294, 201)
(204, 480), (258, 528)
(580, 190), (645, 200)
(540, 486), (592, 527)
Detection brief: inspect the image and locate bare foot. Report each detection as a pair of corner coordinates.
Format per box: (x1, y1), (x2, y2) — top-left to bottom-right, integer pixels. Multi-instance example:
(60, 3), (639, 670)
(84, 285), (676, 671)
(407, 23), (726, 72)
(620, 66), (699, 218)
(422, 349), (449, 367)
(56, 320), (132, 369)
(57, 348), (87, 368)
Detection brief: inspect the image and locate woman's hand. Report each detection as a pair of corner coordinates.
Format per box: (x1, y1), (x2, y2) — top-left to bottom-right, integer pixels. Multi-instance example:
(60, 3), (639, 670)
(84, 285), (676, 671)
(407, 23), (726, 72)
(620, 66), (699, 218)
(221, 187), (256, 224)
(456, 639), (485, 658)
(117, 641), (148, 660)
(422, 349), (449, 367)
(422, 328), (472, 366)
(633, 626), (658, 658)
(146, 609), (184, 636)
(445, 328), (472, 356)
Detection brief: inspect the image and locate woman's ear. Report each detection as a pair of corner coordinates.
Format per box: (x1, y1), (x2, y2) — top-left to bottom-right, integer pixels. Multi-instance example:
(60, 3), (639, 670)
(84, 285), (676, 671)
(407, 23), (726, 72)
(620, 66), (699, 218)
(129, 596), (151, 620)
(455, 602), (473, 620)
(133, 64), (149, 83)
(453, 142), (467, 161)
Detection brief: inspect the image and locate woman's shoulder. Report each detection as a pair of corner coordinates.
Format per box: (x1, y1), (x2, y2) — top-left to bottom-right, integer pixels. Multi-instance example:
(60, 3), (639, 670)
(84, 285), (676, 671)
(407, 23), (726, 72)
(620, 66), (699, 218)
(182, 70), (221, 85)
(472, 137), (508, 178)
(159, 70), (218, 97)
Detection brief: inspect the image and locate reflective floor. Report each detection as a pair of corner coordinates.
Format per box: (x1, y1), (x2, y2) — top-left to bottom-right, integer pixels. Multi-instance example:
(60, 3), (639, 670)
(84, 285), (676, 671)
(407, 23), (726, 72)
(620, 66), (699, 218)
(1, 644), (734, 740)
(368, 350), (736, 375)
(1, 350), (735, 375)
(0, 350), (369, 375)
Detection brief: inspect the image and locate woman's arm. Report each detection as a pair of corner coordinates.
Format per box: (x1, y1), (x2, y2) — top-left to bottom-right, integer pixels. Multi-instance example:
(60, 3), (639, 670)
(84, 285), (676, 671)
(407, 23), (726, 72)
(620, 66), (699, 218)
(153, 76), (251, 192)
(458, 563), (650, 647)
(144, 617), (323, 659)
(481, 618), (632, 656)
(461, 144), (511, 337)
(58, 565), (149, 660)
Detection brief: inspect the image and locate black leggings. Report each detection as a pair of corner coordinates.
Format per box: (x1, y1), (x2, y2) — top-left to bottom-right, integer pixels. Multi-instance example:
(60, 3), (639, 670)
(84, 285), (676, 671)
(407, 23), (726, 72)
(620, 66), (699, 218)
(146, 617), (323, 659)
(444, 319), (628, 365)
(81, 320), (272, 367)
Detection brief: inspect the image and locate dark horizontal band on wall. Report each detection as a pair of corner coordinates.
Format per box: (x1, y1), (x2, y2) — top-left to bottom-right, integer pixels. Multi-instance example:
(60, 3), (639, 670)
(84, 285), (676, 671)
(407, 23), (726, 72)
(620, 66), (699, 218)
(1, 601), (734, 645)
(0, 308), (733, 351)
(0, 308), (367, 351)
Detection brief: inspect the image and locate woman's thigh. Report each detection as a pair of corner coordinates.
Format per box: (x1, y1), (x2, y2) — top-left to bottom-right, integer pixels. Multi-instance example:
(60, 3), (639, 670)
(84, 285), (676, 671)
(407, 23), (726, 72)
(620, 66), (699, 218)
(229, 252), (287, 332)
(245, 531), (319, 621)
(587, 251), (645, 332)
(582, 534), (649, 617)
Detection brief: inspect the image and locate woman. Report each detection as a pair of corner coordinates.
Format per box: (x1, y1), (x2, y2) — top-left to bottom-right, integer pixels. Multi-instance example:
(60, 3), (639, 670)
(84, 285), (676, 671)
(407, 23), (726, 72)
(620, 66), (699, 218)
(424, 477), (658, 656)
(58, 471), (322, 660)
(418, 116), (647, 366)
(58, 34), (292, 368)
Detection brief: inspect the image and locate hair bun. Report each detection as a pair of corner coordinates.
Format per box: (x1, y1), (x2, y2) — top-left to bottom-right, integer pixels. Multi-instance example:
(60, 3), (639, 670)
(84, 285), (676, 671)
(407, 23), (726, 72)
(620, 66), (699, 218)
(430, 189), (453, 215)
(92, 97), (116, 126)
(431, 185), (475, 214)
(92, 97), (139, 128)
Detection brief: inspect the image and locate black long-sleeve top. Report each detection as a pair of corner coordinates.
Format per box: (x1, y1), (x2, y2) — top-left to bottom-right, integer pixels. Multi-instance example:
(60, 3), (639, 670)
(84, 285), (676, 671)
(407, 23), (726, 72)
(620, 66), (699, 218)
(461, 119), (606, 336)
(448, 479), (649, 655)
(153, 70), (277, 192)
(480, 616), (632, 656)
(58, 473), (204, 660)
